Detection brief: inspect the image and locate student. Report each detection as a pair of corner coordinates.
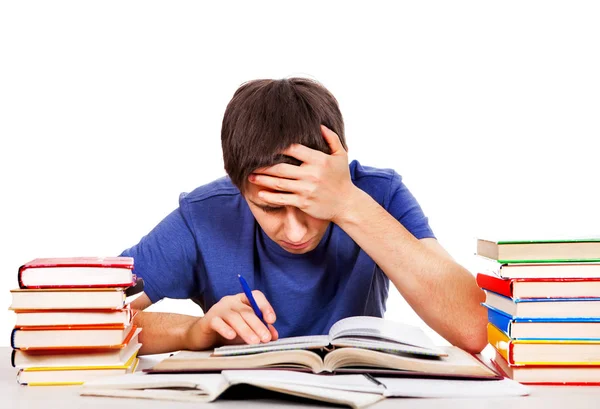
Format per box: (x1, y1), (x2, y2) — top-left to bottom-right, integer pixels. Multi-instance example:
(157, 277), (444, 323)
(123, 78), (487, 355)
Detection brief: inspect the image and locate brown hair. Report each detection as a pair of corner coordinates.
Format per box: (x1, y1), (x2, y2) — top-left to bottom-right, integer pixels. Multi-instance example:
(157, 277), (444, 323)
(221, 78), (346, 191)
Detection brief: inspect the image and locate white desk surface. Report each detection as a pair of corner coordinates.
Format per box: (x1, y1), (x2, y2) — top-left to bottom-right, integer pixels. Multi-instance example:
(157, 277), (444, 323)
(4, 347), (600, 409)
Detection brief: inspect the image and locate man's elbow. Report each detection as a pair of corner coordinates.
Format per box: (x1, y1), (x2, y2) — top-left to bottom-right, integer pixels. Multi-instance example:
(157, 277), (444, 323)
(458, 331), (488, 354)
(456, 317), (488, 354)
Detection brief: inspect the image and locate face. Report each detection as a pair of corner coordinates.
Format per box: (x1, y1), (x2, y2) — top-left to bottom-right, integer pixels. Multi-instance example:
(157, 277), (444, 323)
(244, 182), (330, 254)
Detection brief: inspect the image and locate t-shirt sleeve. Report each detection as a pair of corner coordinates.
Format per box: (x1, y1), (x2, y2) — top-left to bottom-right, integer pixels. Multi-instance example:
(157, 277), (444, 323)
(386, 172), (436, 240)
(119, 197), (200, 304)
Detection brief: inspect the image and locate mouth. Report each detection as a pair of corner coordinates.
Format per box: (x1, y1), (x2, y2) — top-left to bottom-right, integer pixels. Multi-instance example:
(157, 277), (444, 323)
(281, 239), (312, 250)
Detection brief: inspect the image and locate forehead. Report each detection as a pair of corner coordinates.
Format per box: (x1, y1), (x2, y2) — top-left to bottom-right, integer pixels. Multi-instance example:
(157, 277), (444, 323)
(243, 183), (279, 208)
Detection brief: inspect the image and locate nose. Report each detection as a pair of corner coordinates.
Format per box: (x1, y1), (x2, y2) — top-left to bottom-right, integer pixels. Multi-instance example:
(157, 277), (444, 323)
(283, 207), (308, 243)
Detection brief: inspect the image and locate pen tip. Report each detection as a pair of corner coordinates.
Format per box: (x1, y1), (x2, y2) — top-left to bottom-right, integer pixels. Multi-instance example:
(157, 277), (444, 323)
(237, 274), (241, 278)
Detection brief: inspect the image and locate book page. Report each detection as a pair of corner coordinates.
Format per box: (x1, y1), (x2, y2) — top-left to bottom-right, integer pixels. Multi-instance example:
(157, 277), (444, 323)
(81, 372), (229, 401)
(222, 370), (384, 393)
(150, 349), (325, 373)
(379, 377), (530, 398)
(329, 316), (439, 350)
(332, 337), (446, 357)
(251, 382), (384, 409)
(324, 346), (499, 378)
(213, 334), (329, 356)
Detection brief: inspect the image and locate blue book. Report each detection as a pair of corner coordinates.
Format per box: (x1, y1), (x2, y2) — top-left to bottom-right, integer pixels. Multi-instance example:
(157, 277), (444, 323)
(484, 304), (600, 340)
(484, 290), (600, 319)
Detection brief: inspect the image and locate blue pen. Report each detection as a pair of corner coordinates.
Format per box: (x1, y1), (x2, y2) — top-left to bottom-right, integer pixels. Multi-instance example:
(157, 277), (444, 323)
(237, 274), (269, 328)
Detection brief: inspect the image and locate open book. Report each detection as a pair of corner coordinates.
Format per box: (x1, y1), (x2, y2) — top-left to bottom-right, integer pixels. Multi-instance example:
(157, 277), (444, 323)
(81, 369), (528, 408)
(213, 316), (444, 357)
(149, 317), (499, 379)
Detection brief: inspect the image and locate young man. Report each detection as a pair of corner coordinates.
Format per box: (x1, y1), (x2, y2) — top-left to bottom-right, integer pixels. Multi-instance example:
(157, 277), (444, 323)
(123, 78), (487, 355)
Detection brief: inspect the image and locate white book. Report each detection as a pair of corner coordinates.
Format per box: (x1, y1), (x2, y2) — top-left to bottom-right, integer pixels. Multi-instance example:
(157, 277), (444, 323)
(15, 308), (133, 327)
(81, 369), (528, 408)
(10, 288), (126, 310)
(214, 316), (444, 357)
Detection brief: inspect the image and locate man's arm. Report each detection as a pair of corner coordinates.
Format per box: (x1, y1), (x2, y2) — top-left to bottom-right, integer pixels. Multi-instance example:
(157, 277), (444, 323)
(129, 292), (278, 355)
(332, 188), (487, 353)
(129, 293), (200, 355)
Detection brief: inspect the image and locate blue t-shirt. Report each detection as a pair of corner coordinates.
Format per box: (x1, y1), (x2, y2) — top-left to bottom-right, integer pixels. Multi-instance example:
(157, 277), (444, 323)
(120, 160), (435, 337)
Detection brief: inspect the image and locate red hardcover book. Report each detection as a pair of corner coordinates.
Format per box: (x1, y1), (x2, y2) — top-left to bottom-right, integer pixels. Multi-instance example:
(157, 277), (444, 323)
(476, 272), (600, 299)
(18, 257), (134, 289)
(491, 350), (600, 385)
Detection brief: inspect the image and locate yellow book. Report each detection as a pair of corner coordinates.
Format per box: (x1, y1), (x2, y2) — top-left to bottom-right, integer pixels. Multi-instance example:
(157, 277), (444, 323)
(17, 352), (139, 386)
(487, 323), (600, 365)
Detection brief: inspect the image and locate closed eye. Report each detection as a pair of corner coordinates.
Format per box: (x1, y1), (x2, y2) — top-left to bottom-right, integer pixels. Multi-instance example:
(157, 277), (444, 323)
(262, 205), (284, 213)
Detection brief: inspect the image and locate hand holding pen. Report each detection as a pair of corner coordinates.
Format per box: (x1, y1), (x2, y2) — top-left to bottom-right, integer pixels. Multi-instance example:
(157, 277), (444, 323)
(193, 275), (278, 347)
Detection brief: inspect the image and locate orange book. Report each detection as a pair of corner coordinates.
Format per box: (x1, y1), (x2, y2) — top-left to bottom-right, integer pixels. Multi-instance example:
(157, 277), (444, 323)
(11, 324), (138, 350)
(12, 328), (141, 368)
(14, 307), (136, 327)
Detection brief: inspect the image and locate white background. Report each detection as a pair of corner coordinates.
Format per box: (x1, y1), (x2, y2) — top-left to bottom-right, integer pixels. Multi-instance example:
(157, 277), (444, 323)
(1, 1), (599, 346)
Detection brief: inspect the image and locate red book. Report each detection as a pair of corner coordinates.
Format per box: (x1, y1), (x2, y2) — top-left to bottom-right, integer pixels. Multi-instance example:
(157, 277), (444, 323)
(476, 272), (600, 299)
(18, 257), (134, 289)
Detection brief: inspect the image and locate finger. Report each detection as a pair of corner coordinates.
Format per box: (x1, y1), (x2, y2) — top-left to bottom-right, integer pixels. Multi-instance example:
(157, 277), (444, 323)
(223, 312), (262, 344)
(239, 309), (272, 343)
(257, 190), (301, 208)
(237, 291), (277, 324)
(249, 174), (308, 194)
(249, 290), (277, 324)
(209, 316), (236, 340)
(320, 125), (345, 154)
(280, 143), (323, 164)
(269, 324), (279, 341)
(253, 163), (306, 180)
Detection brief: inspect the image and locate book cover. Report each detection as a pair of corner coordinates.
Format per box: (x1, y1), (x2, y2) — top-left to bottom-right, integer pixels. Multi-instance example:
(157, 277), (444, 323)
(491, 350), (600, 385)
(11, 324), (138, 351)
(477, 238), (600, 263)
(10, 288), (127, 311)
(18, 355), (139, 386)
(18, 257), (134, 289)
(477, 273), (600, 299)
(483, 290), (600, 318)
(488, 262), (600, 279)
(487, 323), (600, 365)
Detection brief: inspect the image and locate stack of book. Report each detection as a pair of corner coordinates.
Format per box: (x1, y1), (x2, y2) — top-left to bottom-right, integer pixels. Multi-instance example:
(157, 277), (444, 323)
(9, 257), (142, 386)
(476, 238), (600, 384)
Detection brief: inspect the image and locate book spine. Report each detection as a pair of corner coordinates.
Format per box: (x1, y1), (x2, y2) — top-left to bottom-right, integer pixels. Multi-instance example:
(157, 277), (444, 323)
(11, 349), (16, 368)
(16, 370), (26, 386)
(17, 265), (26, 289)
(476, 273), (513, 297)
(10, 328), (19, 349)
(487, 323), (511, 363)
(486, 307), (513, 336)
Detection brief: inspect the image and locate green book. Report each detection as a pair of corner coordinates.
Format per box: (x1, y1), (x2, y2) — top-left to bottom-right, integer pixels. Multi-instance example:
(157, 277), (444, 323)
(477, 238), (600, 264)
